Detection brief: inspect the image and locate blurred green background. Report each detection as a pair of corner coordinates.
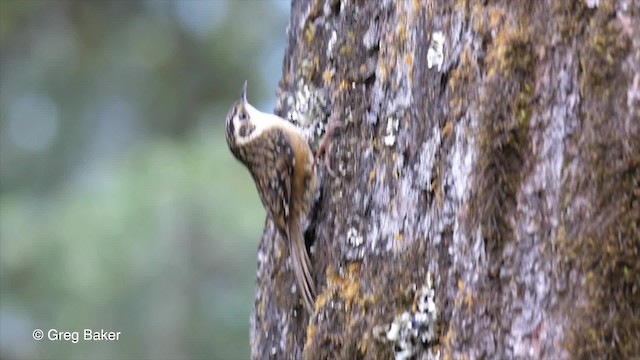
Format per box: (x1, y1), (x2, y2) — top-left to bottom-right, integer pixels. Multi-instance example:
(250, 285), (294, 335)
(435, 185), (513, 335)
(0, 1), (290, 359)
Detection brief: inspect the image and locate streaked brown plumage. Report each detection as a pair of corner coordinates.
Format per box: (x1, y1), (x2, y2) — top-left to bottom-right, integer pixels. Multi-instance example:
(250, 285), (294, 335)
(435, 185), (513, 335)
(225, 82), (317, 313)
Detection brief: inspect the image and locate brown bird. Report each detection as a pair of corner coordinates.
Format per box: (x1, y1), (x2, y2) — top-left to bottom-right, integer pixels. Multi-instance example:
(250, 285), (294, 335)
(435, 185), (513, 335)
(225, 81), (317, 313)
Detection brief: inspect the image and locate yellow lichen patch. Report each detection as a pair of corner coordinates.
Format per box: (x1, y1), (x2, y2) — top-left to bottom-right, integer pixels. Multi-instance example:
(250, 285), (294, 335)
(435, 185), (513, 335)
(486, 21), (532, 80)
(342, 277), (360, 310)
(471, 4), (486, 33)
(368, 169), (377, 189)
(326, 263), (362, 311)
(339, 80), (349, 92)
(304, 323), (315, 349)
(324, 267), (339, 286)
(395, 20), (408, 44)
(322, 69), (333, 86)
(442, 121), (453, 139)
(441, 324), (454, 360)
(412, 0), (421, 15)
(404, 53), (413, 68)
(315, 287), (329, 310)
(395, 233), (403, 243)
(404, 53), (414, 81)
(339, 45), (351, 56)
(488, 7), (505, 29)
(304, 22), (315, 44)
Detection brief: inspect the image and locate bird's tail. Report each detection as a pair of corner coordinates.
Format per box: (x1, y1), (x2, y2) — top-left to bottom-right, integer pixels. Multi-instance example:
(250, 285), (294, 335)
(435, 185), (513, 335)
(289, 219), (316, 313)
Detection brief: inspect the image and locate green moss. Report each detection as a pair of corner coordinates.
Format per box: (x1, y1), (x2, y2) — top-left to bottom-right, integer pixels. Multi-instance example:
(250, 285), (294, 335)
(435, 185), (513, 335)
(567, 155), (640, 358)
(304, 22), (315, 45)
(579, 4), (630, 96)
(554, 1), (587, 45)
(560, 3), (638, 355)
(470, 18), (534, 255)
(490, 24), (533, 78)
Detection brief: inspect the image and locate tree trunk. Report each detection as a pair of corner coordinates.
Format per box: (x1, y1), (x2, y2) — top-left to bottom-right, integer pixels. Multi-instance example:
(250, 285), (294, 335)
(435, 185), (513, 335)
(250, 1), (639, 359)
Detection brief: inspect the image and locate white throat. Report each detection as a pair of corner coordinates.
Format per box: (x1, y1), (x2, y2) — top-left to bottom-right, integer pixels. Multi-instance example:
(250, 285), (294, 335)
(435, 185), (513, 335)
(235, 102), (299, 146)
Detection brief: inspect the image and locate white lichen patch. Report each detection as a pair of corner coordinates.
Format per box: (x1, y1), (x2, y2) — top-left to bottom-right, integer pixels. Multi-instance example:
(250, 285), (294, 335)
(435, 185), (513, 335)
(345, 106), (354, 124)
(327, 30), (338, 59)
(373, 274), (440, 360)
(283, 81), (329, 135)
(294, 83), (313, 124)
(585, 0), (600, 8)
(383, 117), (400, 146)
(451, 119), (474, 203)
(363, 21), (380, 51)
(415, 281), (438, 343)
(347, 227), (364, 247)
(415, 127), (442, 188)
(427, 31), (445, 72)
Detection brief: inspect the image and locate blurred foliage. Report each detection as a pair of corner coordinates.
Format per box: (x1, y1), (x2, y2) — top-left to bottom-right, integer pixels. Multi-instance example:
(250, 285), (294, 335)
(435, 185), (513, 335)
(0, 1), (289, 359)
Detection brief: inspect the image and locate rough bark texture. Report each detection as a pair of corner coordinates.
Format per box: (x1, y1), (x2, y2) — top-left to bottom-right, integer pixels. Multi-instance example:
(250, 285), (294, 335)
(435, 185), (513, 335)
(250, 1), (639, 359)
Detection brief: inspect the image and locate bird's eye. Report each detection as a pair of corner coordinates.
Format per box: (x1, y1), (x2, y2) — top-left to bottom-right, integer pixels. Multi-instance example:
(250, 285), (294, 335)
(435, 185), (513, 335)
(239, 112), (246, 121)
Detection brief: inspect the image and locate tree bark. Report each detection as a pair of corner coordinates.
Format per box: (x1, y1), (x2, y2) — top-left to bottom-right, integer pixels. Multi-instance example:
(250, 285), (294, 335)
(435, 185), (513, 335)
(250, 1), (640, 359)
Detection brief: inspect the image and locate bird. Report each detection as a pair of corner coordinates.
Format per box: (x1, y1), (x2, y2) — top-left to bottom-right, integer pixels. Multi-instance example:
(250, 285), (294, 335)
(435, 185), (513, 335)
(225, 81), (317, 313)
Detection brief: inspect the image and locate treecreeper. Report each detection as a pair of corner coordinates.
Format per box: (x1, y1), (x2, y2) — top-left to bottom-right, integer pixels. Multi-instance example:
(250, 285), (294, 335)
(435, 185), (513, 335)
(224, 81), (317, 313)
